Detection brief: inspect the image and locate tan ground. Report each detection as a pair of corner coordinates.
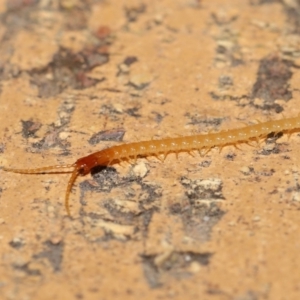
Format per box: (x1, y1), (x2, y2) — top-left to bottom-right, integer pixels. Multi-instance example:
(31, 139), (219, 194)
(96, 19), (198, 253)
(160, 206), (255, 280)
(0, 0), (300, 299)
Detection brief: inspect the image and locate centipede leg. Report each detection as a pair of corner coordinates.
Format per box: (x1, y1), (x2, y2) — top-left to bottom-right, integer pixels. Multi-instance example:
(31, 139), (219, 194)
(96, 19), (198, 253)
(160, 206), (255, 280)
(199, 147), (211, 157)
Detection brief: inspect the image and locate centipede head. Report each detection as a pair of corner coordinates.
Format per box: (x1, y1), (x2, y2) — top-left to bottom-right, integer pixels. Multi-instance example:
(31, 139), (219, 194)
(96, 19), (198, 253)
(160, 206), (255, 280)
(75, 154), (99, 176)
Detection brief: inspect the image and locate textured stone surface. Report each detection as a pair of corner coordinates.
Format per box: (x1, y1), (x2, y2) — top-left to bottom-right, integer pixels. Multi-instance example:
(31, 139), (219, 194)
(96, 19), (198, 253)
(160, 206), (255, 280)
(0, 0), (300, 299)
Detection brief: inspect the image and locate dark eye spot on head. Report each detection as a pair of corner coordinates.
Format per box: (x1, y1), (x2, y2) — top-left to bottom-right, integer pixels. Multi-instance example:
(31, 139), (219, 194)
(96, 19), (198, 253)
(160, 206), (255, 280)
(78, 167), (86, 175)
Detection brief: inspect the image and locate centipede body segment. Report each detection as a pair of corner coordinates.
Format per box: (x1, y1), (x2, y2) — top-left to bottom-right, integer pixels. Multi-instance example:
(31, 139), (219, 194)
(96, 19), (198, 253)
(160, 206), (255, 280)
(3, 114), (300, 216)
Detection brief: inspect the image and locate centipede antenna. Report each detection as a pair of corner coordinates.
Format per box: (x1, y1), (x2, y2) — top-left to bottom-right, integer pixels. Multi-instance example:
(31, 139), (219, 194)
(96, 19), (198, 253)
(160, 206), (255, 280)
(3, 164), (76, 174)
(65, 169), (80, 216)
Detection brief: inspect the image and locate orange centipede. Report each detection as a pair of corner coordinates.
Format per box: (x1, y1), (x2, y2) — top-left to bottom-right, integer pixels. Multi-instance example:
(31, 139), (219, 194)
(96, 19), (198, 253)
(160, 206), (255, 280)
(3, 114), (300, 216)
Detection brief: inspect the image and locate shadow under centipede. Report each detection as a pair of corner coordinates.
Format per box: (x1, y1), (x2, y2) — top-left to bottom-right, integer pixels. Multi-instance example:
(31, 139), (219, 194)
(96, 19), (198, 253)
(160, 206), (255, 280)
(266, 131), (284, 140)
(90, 165), (111, 176)
(77, 165), (162, 238)
(79, 165), (161, 211)
(79, 166), (118, 199)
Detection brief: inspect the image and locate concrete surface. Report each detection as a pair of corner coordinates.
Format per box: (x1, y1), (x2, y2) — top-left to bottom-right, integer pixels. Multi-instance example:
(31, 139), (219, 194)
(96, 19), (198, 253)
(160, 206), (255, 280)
(0, 0), (300, 299)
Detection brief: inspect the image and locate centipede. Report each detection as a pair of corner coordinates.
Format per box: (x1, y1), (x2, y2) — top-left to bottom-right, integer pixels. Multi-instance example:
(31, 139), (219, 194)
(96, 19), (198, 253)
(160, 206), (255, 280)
(3, 114), (300, 216)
